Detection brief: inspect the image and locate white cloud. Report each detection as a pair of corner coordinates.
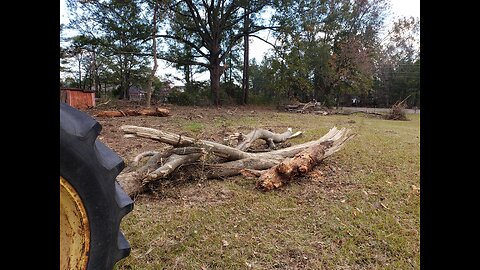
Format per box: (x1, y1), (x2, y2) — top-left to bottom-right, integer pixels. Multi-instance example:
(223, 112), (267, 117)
(390, 0), (420, 19)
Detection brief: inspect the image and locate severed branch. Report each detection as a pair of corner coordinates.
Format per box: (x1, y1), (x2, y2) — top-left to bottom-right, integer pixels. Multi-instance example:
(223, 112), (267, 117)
(117, 149), (204, 197)
(145, 153), (202, 181)
(132, 151), (159, 167)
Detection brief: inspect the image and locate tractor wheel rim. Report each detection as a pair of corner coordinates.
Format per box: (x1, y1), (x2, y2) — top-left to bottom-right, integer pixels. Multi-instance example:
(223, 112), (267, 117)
(60, 176), (90, 270)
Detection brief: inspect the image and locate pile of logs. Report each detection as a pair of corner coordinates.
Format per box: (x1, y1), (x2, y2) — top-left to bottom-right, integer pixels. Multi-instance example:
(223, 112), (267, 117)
(117, 125), (355, 197)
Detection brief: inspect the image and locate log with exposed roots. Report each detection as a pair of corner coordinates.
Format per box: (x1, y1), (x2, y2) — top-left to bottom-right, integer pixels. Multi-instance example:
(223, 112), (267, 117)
(117, 125), (355, 197)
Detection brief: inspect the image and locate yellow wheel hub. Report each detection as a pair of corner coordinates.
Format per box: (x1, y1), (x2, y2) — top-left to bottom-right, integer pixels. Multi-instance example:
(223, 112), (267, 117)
(60, 176), (90, 269)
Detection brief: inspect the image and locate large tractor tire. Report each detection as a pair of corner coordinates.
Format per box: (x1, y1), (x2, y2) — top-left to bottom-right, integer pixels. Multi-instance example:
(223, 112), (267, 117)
(60, 102), (133, 269)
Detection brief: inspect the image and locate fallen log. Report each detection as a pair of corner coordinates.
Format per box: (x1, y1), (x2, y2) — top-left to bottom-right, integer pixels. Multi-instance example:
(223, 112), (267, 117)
(95, 107), (170, 117)
(118, 126), (354, 197)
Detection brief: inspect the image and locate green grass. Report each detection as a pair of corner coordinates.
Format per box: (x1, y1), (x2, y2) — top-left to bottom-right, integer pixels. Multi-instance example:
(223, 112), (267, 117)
(182, 121), (204, 135)
(115, 111), (420, 270)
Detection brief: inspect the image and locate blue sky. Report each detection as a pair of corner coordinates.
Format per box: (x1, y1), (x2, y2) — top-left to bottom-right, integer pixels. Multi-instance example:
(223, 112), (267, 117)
(60, 0), (419, 85)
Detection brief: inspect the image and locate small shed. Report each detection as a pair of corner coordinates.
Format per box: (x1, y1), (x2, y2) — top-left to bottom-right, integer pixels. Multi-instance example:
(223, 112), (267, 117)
(129, 86), (146, 101)
(60, 88), (96, 109)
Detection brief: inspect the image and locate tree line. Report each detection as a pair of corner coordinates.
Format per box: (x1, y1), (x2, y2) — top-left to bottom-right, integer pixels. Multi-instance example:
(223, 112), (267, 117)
(60, 0), (419, 108)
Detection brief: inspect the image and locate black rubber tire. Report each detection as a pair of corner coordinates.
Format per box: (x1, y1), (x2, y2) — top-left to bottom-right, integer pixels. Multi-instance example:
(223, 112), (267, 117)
(60, 102), (133, 270)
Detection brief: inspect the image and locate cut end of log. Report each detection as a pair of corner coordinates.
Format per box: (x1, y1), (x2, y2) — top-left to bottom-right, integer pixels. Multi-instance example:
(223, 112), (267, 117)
(256, 174), (284, 191)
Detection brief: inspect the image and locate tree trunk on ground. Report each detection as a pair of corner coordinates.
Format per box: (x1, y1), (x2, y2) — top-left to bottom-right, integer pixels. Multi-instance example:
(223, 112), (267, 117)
(118, 126), (354, 197)
(95, 107), (170, 117)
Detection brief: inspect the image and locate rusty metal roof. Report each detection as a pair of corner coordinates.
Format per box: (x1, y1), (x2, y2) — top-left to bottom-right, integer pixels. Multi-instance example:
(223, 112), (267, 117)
(60, 87), (95, 93)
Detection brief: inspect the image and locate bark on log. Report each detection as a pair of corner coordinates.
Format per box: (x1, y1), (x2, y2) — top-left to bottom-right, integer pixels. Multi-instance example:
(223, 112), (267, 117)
(205, 156), (284, 178)
(95, 107), (170, 117)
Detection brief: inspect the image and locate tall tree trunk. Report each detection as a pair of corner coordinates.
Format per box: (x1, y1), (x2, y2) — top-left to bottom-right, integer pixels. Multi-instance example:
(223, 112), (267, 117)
(78, 52), (82, 88)
(145, 1), (159, 108)
(210, 65), (221, 106)
(228, 57), (232, 82)
(91, 50), (96, 92)
(242, 5), (250, 105)
(185, 64), (191, 88)
(123, 59), (130, 100)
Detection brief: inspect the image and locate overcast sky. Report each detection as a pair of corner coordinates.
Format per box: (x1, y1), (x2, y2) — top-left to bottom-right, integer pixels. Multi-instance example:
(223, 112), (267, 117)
(60, 0), (419, 85)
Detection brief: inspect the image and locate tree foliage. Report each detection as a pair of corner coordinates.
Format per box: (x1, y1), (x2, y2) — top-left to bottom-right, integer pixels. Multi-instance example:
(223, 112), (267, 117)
(60, 0), (420, 108)
(248, 0), (390, 106)
(63, 0), (152, 98)
(157, 0), (274, 105)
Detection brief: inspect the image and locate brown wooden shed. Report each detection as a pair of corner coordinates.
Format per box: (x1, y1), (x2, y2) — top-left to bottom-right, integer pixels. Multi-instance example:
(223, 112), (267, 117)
(60, 88), (96, 109)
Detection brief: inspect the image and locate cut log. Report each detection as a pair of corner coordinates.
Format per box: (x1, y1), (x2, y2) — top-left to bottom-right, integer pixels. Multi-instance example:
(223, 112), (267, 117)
(95, 107), (170, 117)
